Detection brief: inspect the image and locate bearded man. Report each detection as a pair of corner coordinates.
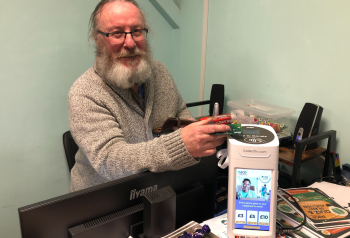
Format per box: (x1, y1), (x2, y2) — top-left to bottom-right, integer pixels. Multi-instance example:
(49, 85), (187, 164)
(68, 0), (229, 192)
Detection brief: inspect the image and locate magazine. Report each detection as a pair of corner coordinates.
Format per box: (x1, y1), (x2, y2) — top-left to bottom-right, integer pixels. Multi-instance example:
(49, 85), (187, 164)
(278, 188), (350, 230)
(277, 189), (350, 237)
(276, 214), (311, 238)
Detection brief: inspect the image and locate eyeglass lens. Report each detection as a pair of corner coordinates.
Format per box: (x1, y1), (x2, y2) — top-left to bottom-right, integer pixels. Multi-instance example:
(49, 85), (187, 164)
(109, 30), (146, 44)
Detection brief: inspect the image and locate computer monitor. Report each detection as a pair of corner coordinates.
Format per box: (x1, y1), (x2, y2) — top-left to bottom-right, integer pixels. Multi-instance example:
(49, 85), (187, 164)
(18, 155), (218, 238)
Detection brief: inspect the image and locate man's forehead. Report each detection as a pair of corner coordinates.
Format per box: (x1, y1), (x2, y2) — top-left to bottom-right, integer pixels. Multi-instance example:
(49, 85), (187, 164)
(98, 1), (144, 30)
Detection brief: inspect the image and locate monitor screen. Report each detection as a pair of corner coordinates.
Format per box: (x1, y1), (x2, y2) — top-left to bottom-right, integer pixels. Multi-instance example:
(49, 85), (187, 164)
(234, 168), (272, 231)
(18, 156), (218, 238)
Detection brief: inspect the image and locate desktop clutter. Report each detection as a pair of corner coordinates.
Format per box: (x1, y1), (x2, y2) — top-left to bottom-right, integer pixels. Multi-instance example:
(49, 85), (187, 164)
(18, 97), (349, 238)
(158, 99), (346, 238)
(195, 99), (348, 238)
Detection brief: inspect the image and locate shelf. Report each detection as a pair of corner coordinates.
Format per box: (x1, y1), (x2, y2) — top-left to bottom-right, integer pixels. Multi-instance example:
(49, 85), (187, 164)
(279, 145), (327, 167)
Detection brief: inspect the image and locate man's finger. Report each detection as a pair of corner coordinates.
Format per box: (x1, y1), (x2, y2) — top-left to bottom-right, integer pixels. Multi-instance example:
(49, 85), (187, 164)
(201, 148), (217, 157)
(194, 118), (214, 126)
(201, 124), (231, 134)
(198, 137), (226, 152)
(186, 118), (196, 121)
(200, 134), (227, 143)
(204, 138), (226, 150)
(212, 137), (227, 147)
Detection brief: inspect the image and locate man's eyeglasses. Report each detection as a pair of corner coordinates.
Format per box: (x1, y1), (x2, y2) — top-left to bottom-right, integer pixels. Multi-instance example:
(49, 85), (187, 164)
(97, 29), (148, 45)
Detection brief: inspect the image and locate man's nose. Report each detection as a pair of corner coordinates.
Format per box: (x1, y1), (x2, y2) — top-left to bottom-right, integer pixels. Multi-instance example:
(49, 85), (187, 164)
(124, 33), (136, 49)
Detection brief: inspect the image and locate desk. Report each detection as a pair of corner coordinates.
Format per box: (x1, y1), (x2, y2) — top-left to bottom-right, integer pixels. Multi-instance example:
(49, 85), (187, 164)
(279, 145), (327, 187)
(278, 130), (336, 187)
(203, 182), (350, 238)
(279, 146), (326, 167)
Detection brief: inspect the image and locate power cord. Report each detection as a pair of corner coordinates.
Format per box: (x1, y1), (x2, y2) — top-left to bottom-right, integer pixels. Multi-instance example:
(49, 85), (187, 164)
(277, 188), (306, 235)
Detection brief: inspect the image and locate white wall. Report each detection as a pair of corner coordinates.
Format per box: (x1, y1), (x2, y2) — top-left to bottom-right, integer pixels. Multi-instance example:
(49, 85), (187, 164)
(0, 0), (178, 237)
(205, 1), (350, 164)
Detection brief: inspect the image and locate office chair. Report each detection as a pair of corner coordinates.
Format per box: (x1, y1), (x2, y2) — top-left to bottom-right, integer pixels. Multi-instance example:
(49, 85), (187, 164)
(62, 131), (78, 171)
(185, 84), (224, 115)
(62, 84), (225, 172)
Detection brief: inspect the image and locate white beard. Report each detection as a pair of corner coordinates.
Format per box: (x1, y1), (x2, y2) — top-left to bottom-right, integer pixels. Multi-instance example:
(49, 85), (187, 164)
(95, 43), (153, 89)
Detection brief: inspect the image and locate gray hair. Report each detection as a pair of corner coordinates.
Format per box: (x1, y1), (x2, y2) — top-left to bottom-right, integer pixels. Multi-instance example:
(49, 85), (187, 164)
(88, 0), (149, 41)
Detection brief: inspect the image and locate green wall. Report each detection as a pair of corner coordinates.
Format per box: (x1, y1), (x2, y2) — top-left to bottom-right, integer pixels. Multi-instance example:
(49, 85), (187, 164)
(0, 0), (178, 237)
(4, 1), (348, 237)
(171, 0), (204, 117)
(0, 1), (95, 237)
(205, 1), (350, 164)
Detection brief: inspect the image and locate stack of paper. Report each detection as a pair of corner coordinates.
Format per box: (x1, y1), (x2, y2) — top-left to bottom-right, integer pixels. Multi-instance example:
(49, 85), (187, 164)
(276, 216), (311, 238)
(277, 187), (350, 238)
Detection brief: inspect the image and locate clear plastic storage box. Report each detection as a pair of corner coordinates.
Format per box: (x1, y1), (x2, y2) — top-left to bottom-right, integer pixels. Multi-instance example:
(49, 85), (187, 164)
(227, 99), (296, 132)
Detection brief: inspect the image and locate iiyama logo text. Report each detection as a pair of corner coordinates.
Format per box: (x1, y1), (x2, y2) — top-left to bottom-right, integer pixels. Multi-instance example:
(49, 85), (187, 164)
(130, 185), (158, 200)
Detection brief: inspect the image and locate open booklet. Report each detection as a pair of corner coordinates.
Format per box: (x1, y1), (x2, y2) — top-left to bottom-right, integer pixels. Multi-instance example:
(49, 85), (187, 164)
(277, 187), (350, 237)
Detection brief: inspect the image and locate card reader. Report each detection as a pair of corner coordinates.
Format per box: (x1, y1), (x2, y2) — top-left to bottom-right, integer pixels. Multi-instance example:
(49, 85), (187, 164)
(218, 125), (279, 238)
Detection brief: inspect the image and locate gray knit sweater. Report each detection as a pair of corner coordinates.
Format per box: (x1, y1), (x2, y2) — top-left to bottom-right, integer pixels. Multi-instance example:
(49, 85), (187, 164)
(68, 60), (199, 192)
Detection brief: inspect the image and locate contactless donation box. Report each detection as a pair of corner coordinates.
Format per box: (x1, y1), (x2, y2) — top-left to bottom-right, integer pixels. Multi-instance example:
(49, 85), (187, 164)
(224, 125), (279, 238)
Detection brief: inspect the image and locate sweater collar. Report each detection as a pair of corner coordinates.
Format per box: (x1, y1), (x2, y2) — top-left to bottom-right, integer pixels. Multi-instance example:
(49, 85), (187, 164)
(92, 60), (154, 118)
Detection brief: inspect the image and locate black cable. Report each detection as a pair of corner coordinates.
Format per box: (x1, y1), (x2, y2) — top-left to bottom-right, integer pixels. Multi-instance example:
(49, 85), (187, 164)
(277, 188), (306, 235)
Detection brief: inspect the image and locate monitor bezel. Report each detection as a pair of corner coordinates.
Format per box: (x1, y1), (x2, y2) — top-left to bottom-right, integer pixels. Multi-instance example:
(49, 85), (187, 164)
(18, 155), (218, 238)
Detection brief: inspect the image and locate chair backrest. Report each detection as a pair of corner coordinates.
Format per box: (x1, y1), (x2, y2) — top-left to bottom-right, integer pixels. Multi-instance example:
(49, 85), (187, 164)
(62, 131), (78, 171)
(185, 84), (224, 116)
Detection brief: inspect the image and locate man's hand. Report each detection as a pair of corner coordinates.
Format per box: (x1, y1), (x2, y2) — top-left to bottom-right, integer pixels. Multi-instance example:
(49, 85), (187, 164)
(180, 118), (231, 158)
(172, 118), (196, 131)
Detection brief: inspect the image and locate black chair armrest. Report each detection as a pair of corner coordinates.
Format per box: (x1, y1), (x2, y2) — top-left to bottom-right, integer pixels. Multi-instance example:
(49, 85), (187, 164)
(186, 100), (210, 108)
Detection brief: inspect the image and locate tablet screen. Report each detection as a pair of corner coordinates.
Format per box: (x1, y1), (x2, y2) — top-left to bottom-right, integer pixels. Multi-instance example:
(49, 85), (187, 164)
(234, 169), (272, 231)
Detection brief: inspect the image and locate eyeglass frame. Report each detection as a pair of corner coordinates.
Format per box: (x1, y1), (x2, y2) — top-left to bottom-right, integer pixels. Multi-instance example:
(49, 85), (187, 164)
(97, 28), (148, 44)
